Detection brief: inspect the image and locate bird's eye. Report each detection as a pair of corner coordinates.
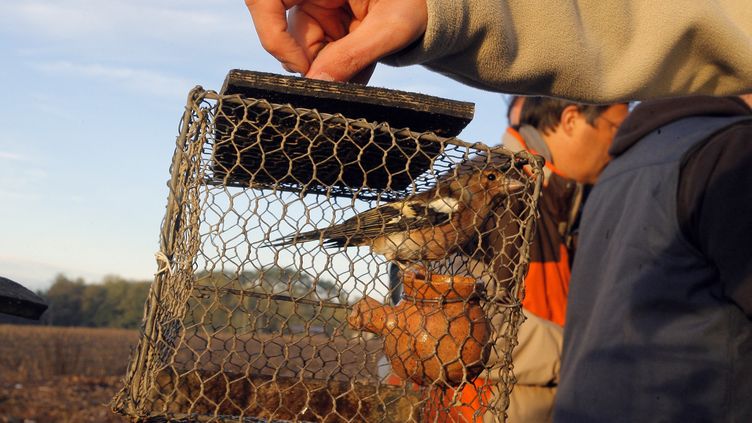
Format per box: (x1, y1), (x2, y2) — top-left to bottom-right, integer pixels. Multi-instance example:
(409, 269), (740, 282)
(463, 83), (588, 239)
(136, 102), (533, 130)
(486, 173), (497, 181)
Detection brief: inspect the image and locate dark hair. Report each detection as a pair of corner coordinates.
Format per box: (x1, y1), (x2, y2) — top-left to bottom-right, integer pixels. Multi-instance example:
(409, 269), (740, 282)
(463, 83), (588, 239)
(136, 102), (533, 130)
(519, 97), (612, 134)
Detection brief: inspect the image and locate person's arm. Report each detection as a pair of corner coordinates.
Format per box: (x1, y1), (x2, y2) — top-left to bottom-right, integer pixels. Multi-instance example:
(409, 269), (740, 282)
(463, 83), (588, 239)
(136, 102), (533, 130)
(385, 0), (752, 102)
(245, 0), (752, 102)
(678, 120), (752, 316)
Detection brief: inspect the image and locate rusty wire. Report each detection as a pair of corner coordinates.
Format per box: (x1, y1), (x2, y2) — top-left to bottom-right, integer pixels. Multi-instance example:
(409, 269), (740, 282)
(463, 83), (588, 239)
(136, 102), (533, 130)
(113, 86), (543, 423)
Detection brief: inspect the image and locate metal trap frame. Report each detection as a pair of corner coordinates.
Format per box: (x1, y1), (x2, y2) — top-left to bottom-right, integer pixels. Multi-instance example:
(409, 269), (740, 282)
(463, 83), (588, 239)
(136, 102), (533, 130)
(113, 71), (543, 422)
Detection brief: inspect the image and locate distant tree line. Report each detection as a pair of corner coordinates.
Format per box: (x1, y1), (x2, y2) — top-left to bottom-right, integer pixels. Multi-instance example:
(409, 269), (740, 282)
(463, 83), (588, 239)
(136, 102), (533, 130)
(1, 267), (352, 335)
(188, 267), (351, 336)
(0, 274), (151, 328)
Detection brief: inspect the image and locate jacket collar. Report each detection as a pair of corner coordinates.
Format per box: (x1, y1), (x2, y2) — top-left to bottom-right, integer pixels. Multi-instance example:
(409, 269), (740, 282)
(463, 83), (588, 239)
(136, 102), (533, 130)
(516, 124), (553, 164)
(610, 96), (752, 157)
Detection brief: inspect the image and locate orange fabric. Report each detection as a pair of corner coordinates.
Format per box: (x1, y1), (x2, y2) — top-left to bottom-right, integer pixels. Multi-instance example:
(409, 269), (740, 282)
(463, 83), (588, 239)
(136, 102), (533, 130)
(385, 372), (421, 391)
(424, 378), (492, 423)
(507, 127), (573, 326)
(384, 373), (403, 386)
(521, 244), (571, 326)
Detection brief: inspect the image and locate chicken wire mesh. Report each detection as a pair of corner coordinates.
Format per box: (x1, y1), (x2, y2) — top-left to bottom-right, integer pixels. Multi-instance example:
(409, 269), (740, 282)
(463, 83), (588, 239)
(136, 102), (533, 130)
(113, 83), (543, 423)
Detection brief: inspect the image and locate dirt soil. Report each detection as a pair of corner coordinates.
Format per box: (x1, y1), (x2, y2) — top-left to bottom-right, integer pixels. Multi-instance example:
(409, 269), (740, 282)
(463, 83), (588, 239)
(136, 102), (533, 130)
(0, 375), (127, 423)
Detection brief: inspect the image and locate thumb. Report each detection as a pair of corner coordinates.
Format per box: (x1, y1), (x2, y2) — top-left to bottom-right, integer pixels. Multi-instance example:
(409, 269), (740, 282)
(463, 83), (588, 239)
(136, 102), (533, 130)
(305, 5), (427, 82)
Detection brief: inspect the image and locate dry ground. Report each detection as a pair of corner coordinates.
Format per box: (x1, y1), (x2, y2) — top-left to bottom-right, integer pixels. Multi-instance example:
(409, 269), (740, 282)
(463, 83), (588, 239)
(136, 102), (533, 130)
(0, 375), (127, 423)
(0, 325), (467, 422)
(0, 325), (138, 422)
(0, 325), (414, 422)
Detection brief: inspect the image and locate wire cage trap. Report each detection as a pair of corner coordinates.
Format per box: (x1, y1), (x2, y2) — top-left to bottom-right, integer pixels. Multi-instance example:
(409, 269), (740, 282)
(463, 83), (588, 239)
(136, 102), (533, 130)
(113, 71), (544, 423)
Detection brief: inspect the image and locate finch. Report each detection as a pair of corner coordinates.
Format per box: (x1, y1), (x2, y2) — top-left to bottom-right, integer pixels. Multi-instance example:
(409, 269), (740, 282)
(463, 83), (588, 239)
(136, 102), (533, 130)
(271, 158), (526, 267)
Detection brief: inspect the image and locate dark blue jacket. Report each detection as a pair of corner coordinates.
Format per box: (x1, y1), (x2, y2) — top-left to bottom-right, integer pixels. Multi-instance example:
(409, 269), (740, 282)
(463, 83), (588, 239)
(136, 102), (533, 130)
(555, 97), (752, 422)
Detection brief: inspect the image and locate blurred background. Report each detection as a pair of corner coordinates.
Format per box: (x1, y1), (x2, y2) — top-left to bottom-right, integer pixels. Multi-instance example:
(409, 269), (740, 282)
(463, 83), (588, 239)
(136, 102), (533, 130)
(0, 0), (512, 292)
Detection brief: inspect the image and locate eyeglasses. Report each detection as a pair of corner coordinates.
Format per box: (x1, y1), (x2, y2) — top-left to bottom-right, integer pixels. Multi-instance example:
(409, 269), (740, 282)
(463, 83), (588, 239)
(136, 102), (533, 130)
(597, 115), (622, 133)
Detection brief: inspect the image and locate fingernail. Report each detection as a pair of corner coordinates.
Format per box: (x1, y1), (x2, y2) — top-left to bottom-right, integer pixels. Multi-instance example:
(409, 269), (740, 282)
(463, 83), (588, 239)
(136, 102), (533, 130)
(308, 72), (335, 82)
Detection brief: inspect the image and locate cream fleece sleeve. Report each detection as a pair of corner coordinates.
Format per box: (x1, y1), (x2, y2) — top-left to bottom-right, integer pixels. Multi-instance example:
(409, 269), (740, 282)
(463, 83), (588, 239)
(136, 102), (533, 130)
(383, 0), (752, 102)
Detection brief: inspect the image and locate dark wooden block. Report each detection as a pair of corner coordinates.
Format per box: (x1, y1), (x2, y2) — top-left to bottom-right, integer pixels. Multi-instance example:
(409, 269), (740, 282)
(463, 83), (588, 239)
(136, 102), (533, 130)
(209, 70), (474, 193)
(0, 276), (48, 319)
(220, 70), (474, 137)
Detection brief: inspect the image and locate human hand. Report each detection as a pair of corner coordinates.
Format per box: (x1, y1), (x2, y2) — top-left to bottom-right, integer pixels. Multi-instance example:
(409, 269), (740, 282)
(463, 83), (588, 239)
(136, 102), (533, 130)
(244, 0), (428, 83)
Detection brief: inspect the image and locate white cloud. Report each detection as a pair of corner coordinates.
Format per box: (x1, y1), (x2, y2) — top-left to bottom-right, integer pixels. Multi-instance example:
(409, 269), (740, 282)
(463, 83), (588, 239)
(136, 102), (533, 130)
(25, 93), (78, 121)
(32, 60), (194, 99)
(0, 255), (106, 291)
(23, 168), (48, 179)
(0, 148), (46, 202)
(0, 188), (41, 202)
(0, 151), (26, 161)
(0, 0), (248, 44)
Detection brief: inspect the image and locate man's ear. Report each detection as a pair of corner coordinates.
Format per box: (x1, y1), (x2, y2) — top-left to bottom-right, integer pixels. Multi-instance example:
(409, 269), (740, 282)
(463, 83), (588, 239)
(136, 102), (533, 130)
(559, 105), (580, 136)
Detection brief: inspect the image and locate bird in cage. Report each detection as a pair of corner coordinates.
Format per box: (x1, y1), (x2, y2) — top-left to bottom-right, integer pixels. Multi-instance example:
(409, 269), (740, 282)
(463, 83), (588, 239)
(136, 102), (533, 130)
(270, 158), (526, 269)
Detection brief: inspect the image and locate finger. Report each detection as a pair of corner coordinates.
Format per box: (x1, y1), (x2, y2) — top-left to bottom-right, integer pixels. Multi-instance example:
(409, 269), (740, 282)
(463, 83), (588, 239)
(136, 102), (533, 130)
(245, 0), (310, 74)
(298, 2), (350, 40)
(305, 2), (427, 82)
(288, 6), (348, 63)
(288, 8), (326, 63)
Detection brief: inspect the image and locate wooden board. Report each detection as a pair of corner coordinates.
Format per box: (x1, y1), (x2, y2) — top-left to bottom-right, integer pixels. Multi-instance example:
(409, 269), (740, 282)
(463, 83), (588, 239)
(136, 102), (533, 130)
(220, 70), (474, 137)
(208, 70), (473, 193)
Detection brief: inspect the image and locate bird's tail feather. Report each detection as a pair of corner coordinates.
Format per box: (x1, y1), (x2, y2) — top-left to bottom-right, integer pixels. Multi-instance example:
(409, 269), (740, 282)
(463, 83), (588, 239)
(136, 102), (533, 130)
(265, 231), (347, 248)
(266, 230), (322, 247)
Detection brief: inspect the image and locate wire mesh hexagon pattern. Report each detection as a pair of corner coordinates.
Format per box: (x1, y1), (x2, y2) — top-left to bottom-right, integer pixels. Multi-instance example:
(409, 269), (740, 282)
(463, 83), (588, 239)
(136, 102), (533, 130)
(113, 78), (543, 423)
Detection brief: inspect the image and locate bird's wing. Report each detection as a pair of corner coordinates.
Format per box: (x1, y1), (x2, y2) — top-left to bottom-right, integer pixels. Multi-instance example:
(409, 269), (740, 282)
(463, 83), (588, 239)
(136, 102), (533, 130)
(271, 197), (458, 247)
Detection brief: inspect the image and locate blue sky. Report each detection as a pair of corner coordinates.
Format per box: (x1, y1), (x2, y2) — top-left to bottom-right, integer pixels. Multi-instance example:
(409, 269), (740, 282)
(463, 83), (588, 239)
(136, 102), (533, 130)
(0, 0), (511, 291)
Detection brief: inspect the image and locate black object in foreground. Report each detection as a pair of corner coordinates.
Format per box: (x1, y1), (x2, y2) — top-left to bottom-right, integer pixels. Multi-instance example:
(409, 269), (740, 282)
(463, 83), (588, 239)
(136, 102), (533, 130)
(211, 70), (476, 192)
(0, 276), (48, 319)
(220, 70), (475, 137)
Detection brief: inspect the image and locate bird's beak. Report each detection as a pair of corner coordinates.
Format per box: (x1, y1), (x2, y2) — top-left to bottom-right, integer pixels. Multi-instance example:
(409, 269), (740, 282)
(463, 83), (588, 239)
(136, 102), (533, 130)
(506, 178), (526, 193)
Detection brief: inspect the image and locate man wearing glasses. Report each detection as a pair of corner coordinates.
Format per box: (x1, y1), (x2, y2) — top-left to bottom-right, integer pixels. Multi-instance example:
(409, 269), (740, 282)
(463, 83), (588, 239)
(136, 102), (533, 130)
(505, 98), (629, 328)
(487, 98), (628, 422)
